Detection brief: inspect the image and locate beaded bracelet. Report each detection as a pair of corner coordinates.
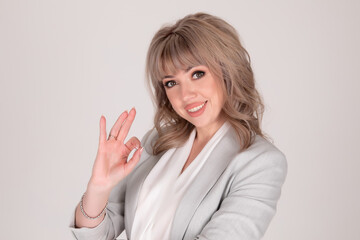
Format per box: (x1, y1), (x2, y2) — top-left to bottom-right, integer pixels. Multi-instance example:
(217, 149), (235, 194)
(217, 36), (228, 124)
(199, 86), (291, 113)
(80, 193), (108, 220)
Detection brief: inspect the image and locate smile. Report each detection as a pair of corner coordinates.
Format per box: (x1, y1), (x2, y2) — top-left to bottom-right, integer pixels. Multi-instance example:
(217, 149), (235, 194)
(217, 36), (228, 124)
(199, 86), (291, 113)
(187, 101), (207, 113)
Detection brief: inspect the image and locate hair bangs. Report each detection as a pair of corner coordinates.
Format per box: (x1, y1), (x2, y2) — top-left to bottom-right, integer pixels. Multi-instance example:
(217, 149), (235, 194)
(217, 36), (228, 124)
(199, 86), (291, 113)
(156, 33), (204, 81)
(146, 13), (265, 154)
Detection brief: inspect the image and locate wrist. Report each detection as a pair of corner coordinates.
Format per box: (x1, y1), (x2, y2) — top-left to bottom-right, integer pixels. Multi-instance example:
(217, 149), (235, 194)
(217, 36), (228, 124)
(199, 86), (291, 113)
(80, 192), (107, 220)
(87, 178), (112, 197)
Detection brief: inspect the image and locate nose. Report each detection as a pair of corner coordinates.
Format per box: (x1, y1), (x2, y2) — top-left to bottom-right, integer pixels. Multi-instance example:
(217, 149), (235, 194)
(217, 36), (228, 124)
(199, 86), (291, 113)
(180, 80), (197, 102)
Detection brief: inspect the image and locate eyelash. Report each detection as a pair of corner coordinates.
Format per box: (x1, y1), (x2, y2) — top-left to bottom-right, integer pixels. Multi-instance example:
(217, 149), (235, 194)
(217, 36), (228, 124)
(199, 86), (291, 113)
(163, 80), (176, 88)
(163, 70), (205, 89)
(193, 71), (205, 79)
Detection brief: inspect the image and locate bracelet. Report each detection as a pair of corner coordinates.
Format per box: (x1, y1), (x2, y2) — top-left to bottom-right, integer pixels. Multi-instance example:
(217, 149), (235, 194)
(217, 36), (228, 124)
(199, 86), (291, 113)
(80, 193), (108, 220)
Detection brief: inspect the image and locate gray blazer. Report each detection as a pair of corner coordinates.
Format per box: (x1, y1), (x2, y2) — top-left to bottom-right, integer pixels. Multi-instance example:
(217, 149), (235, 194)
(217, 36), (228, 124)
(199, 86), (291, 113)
(70, 127), (287, 240)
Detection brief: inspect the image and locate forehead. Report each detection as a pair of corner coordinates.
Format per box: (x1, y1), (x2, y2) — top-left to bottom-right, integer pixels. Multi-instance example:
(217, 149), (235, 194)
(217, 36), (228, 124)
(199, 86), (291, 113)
(150, 29), (221, 82)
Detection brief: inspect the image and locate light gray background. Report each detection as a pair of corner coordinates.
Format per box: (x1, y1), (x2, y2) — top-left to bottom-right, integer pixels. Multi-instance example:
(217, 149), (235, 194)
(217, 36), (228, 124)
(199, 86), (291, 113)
(1, 0), (359, 239)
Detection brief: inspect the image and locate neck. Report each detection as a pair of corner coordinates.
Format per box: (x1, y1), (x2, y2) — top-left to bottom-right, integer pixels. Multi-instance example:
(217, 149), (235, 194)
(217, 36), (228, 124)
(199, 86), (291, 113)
(195, 118), (226, 144)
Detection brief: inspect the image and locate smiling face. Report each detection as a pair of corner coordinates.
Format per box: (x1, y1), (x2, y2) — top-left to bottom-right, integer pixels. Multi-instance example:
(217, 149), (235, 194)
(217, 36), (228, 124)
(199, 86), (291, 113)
(162, 65), (226, 133)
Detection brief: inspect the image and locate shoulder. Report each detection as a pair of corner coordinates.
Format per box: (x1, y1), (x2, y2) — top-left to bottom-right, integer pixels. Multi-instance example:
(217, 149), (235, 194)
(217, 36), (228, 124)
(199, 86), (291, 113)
(243, 135), (287, 167)
(225, 133), (288, 183)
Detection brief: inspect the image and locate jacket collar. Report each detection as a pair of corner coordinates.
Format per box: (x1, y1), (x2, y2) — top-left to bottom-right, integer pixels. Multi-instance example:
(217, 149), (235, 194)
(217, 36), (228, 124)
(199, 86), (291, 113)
(125, 126), (240, 239)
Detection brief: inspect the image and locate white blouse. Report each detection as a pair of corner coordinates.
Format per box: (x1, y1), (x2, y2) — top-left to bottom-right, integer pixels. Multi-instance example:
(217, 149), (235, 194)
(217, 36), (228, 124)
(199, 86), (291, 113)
(130, 122), (231, 240)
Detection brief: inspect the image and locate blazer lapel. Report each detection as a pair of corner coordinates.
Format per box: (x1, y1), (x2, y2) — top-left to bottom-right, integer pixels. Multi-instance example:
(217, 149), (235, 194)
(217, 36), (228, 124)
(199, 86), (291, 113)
(124, 152), (163, 238)
(170, 129), (240, 240)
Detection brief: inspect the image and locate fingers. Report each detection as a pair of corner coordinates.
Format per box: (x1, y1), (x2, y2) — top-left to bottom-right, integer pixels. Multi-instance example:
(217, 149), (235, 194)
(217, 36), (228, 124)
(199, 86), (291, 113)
(117, 108), (136, 142)
(123, 147), (143, 175)
(99, 115), (107, 143)
(125, 137), (141, 153)
(100, 108), (135, 145)
(111, 146), (143, 182)
(108, 110), (129, 140)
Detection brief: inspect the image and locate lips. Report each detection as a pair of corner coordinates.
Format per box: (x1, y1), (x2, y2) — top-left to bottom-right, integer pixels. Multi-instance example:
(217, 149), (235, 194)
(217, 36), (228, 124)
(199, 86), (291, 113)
(185, 101), (207, 112)
(185, 101), (208, 117)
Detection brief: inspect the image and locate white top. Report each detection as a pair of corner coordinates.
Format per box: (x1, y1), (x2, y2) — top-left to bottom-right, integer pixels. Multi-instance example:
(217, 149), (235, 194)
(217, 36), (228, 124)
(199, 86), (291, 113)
(130, 122), (231, 240)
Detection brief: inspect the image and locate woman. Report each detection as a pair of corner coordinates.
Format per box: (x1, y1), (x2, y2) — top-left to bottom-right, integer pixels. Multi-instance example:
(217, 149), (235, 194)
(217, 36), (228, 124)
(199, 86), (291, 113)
(70, 12), (287, 240)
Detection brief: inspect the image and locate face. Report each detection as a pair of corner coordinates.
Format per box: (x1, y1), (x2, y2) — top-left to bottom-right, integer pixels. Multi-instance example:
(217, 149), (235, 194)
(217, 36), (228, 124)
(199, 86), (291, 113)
(162, 65), (225, 132)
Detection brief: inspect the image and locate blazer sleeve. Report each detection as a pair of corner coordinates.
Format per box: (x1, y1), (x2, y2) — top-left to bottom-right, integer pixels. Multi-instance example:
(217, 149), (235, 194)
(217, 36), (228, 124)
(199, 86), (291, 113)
(69, 172), (128, 240)
(195, 149), (288, 240)
(69, 129), (155, 240)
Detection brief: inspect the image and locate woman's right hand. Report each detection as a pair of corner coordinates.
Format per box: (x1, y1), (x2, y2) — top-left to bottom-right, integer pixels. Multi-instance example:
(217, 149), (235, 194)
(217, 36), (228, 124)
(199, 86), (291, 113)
(88, 108), (143, 193)
(75, 109), (142, 228)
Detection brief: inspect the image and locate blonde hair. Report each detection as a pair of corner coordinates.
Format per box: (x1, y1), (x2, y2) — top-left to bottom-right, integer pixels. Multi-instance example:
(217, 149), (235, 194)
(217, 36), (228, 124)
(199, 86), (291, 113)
(146, 12), (265, 155)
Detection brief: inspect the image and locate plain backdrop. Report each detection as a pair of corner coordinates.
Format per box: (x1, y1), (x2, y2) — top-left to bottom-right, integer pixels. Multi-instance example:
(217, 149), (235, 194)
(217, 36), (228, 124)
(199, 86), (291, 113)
(0, 0), (359, 239)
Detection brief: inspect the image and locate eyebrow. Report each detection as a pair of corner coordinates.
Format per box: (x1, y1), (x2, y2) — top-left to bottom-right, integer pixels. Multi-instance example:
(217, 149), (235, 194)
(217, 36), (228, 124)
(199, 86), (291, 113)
(163, 66), (193, 79)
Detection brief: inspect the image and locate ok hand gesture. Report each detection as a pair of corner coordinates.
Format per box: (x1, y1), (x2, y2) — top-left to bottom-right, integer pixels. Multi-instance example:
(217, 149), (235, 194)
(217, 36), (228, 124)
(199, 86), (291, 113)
(89, 108), (143, 192)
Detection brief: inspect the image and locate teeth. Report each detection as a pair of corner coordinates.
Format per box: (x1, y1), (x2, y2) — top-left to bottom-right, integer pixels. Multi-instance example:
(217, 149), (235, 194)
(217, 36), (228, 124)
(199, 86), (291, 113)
(188, 102), (206, 112)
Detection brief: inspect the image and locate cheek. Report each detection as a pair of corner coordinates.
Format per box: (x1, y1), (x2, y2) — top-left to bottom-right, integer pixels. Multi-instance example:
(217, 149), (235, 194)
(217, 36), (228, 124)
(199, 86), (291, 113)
(165, 90), (181, 109)
(217, 87), (225, 104)
(165, 91), (174, 104)
(211, 84), (225, 108)
(207, 80), (222, 100)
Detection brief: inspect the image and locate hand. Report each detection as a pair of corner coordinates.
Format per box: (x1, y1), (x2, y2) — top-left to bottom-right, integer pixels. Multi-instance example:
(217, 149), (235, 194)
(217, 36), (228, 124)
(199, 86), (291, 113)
(89, 108), (143, 193)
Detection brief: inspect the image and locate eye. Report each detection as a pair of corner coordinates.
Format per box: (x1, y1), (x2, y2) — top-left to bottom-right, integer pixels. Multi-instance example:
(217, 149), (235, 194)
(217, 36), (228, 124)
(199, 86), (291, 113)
(163, 80), (177, 88)
(192, 71), (205, 79)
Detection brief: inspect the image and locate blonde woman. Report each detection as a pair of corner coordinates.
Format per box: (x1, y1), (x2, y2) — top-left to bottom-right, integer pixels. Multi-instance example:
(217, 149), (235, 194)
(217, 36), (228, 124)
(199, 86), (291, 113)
(70, 13), (287, 240)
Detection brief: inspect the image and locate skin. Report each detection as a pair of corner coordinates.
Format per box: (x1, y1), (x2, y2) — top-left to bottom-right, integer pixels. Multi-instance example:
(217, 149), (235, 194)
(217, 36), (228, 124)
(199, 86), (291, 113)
(162, 65), (226, 172)
(75, 65), (226, 227)
(75, 108), (143, 228)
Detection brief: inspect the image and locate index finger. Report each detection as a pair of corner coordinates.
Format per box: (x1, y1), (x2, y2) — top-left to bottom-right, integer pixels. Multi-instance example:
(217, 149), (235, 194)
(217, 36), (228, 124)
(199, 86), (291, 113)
(108, 110), (129, 140)
(117, 107), (136, 142)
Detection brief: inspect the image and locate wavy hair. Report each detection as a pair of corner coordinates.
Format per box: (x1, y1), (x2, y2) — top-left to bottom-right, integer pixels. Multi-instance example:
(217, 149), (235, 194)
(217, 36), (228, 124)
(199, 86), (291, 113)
(145, 12), (265, 155)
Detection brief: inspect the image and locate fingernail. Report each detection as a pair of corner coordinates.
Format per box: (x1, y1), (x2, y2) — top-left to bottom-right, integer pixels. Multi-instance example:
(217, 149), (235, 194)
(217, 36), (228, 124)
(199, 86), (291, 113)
(140, 147), (144, 154)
